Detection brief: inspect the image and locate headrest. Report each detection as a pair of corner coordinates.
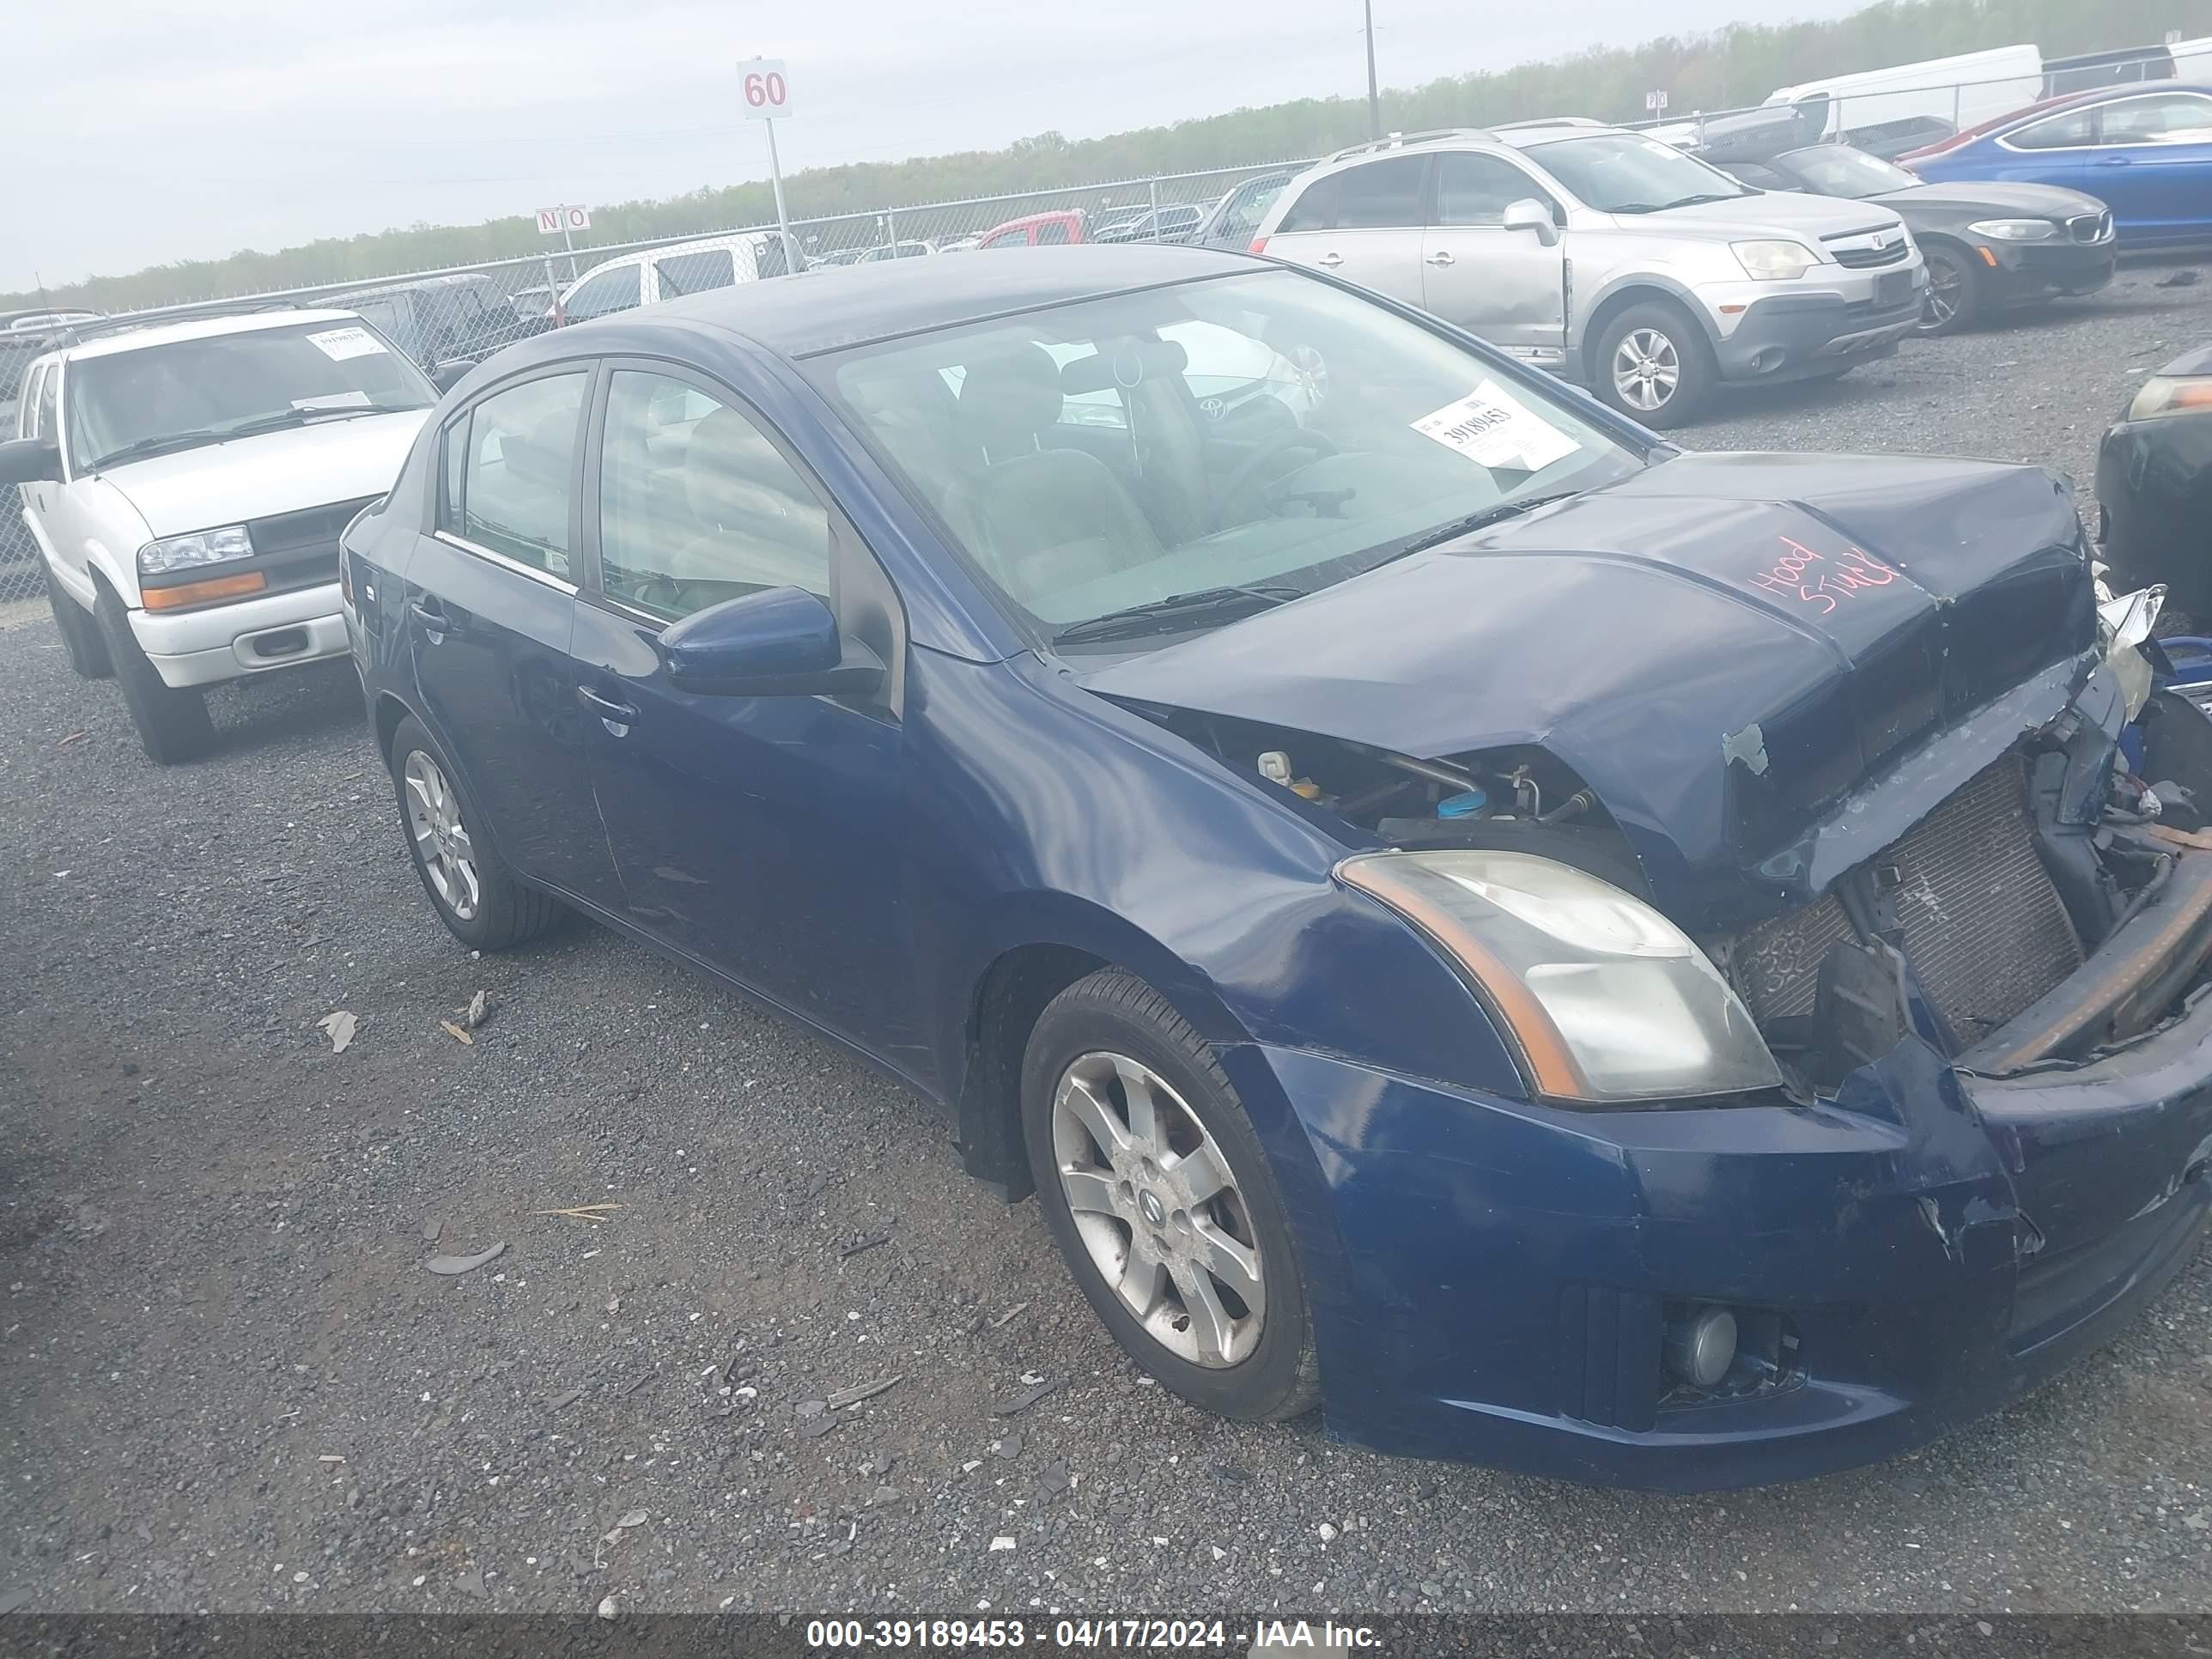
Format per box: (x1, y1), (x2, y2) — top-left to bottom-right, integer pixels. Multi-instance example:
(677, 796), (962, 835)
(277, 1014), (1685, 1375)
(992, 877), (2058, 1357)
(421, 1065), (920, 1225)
(501, 409), (574, 486)
(1056, 337), (1188, 395)
(956, 343), (1065, 456)
(684, 405), (788, 522)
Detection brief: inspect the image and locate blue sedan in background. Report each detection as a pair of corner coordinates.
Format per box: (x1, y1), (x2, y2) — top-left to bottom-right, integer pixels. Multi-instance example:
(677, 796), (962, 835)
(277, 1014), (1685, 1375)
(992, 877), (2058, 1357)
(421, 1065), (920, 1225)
(1903, 83), (2212, 248)
(331, 246), (2212, 1489)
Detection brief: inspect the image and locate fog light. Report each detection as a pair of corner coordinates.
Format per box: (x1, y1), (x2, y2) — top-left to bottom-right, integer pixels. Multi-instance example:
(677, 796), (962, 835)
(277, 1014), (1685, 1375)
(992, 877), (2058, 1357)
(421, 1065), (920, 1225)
(1663, 1305), (1738, 1389)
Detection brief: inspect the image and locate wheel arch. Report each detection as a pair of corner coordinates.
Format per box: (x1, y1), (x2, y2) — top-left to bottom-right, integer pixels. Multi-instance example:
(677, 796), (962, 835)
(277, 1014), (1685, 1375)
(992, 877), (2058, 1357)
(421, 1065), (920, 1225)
(1577, 280), (1717, 385)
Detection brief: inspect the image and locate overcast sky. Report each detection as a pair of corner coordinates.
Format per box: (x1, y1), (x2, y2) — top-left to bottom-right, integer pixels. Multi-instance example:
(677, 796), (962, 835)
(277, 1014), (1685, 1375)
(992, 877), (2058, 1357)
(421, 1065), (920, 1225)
(0, 0), (1869, 292)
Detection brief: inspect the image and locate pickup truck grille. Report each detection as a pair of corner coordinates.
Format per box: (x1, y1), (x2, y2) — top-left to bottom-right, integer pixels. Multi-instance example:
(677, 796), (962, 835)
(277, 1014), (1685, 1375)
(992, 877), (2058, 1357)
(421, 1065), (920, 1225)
(245, 495), (379, 595)
(1729, 755), (2083, 1048)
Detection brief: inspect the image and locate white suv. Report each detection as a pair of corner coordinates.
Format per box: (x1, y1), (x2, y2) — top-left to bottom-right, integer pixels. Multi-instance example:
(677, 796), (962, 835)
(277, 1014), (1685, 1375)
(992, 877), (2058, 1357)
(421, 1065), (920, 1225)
(2, 310), (434, 762)
(1251, 123), (1927, 427)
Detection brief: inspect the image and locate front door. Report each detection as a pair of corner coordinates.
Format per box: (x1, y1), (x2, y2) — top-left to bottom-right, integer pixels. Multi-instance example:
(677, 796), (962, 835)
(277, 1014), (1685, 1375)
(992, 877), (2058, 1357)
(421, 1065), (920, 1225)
(2084, 91), (2212, 246)
(405, 366), (625, 908)
(569, 365), (914, 1049)
(1420, 153), (1569, 366)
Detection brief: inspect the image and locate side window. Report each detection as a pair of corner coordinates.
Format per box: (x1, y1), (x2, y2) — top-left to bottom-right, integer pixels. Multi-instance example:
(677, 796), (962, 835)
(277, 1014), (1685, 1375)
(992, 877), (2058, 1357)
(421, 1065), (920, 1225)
(22, 365), (49, 438)
(1435, 154), (1552, 226)
(439, 412), (469, 525)
(654, 248), (738, 296)
(1277, 173), (1341, 233)
(2006, 107), (2097, 149)
(1334, 155), (1430, 229)
(1221, 179), (1286, 240)
(565, 265), (642, 320)
(2100, 93), (2212, 144)
(598, 369), (830, 619)
(453, 372), (586, 579)
(982, 230), (1030, 249)
(1034, 220), (1073, 246)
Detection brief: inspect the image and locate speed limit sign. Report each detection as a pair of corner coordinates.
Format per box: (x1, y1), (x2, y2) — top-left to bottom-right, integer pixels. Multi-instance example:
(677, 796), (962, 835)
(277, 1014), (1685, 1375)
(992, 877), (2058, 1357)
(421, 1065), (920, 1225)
(739, 58), (794, 120)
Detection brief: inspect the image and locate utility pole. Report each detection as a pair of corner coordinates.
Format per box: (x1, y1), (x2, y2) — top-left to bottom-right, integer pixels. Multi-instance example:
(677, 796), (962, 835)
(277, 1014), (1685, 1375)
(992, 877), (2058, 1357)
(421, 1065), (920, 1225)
(1364, 0), (1381, 139)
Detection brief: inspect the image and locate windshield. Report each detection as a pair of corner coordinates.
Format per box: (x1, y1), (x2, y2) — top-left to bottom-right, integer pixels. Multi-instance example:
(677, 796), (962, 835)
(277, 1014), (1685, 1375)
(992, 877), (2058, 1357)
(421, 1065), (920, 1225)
(65, 320), (435, 472)
(815, 269), (1642, 651)
(1778, 144), (1917, 198)
(1526, 132), (1753, 213)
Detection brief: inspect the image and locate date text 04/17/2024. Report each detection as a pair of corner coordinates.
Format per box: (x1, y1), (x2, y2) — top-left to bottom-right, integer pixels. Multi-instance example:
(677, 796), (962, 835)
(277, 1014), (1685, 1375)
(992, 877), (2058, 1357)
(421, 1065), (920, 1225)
(803, 1617), (1384, 1650)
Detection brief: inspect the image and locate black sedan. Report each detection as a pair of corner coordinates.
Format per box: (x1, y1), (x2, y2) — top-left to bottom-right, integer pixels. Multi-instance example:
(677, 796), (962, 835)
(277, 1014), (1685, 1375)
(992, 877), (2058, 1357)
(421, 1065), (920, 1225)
(2099, 344), (2212, 614)
(1718, 143), (2116, 334)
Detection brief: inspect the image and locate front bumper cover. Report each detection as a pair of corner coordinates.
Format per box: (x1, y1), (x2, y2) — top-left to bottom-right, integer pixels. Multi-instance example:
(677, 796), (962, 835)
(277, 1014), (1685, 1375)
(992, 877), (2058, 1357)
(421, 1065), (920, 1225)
(1236, 890), (2212, 1490)
(131, 580), (349, 689)
(1711, 286), (1928, 385)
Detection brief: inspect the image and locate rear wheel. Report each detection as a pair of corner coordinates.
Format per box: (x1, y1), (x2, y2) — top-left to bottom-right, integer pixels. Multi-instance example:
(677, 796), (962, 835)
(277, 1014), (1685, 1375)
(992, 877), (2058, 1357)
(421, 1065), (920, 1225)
(387, 714), (559, 951)
(40, 554), (110, 679)
(1023, 968), (1319, 1423)
(1593, 301), (1717, 428)
(93, 587), (213, 764)
(1918, 245), (1981, 335)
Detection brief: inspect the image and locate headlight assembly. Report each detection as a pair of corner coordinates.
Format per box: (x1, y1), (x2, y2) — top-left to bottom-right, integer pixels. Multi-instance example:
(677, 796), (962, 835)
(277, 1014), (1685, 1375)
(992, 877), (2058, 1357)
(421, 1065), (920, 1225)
(1338, 849), (1784, 1103)
(2127, 375), (2212, 422)
(1966, 218), (2060, 242)
(138, 525), (253, 576)
(1730, 240), (1818, 281)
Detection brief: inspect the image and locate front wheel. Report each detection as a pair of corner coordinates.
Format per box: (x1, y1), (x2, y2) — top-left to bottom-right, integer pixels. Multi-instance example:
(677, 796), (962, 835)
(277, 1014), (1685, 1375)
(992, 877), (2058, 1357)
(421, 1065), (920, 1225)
(93, 587), (213, 764)
(1593, 301), (1717, 428)
(1918, 245), (1981, 336)
(1022, 968), (1319, 1422)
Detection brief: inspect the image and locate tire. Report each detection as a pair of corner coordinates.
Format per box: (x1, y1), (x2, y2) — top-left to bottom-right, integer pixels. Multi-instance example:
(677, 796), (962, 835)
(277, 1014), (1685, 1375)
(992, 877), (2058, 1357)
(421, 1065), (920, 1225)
(40, 554), (110, 678)
(1592, 301), (1717, 428)
(386, 713), (559, 951)
(93, 586), (213, 764)
(1022, 967), (1320, 1423)
(1918, 244), (1981, 336)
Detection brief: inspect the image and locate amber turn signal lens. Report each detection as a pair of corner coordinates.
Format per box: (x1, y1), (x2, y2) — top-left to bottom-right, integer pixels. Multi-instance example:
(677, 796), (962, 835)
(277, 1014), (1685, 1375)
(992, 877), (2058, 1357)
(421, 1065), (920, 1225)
(141, 571), (267, 611)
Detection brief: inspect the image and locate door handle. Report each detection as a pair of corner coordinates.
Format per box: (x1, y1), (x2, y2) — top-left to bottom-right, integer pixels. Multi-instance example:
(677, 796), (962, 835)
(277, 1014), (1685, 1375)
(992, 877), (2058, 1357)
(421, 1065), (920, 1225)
(575, 684), (640, 733)
(408, 599), (448, 639)
(2094, 154), (2132, 166)
(1316, 252), (1344, 268)
(1426, 250), (1456, 267)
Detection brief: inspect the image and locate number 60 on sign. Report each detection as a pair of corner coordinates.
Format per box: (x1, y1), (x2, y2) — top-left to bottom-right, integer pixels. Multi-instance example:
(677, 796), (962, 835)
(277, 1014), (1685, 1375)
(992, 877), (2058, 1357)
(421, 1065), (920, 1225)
(739, 58), (794, 119)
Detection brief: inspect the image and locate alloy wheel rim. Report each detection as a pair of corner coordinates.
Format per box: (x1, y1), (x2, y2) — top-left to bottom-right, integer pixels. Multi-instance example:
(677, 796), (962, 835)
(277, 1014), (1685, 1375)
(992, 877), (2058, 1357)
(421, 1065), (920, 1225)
(403, 751), (481, 921)
(1612, 328), (1680, 411)
(1923, 258), (1961, 330)
(1050, 1050), (1265, 1368)
(1287, 343), (1330, 409)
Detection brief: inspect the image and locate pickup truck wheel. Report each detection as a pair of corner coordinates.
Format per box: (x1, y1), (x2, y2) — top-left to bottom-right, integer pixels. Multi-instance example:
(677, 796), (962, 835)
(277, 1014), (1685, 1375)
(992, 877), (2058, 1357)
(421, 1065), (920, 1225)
(1023, 967), (1320, 1424)
(41, 555), (111, 679)
(1594, 302), (1716, 428)
(93, 588), (213, 763)
(386, 714), (559, 951)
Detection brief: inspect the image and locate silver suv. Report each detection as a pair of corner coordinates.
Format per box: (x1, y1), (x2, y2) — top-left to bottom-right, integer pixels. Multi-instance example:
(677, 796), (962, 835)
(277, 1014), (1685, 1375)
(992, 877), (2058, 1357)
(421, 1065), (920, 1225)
(1251, 122), (1927, 427)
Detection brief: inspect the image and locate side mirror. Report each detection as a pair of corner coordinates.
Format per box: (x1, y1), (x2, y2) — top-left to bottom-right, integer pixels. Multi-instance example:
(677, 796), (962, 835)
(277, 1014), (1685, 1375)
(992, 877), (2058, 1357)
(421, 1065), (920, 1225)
(430, 359), (475, 393)
(659, 586), (884, 698)
(1503, 198), (1562, 248)
(0, 437), (61, 485)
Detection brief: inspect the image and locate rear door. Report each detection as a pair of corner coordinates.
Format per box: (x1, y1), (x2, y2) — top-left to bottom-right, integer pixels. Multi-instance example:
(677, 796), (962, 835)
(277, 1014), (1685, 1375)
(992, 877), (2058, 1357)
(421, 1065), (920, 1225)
(569, 362), (914, 1046)
(404, 365), (626, 908)
(1420, 152), (1568, 365)
(1263, 155), (1431, 306)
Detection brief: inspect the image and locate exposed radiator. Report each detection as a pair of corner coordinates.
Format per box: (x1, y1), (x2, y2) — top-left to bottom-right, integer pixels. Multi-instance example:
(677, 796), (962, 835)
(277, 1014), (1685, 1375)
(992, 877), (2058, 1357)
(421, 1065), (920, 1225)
(1730, 755), (2083, 1046)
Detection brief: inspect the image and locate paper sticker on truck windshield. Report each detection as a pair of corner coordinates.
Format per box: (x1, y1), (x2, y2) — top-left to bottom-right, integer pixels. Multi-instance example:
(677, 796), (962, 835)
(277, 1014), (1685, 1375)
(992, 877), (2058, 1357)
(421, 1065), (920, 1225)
(306, 326), (386, 362)
(1413, 381), (1581, 472)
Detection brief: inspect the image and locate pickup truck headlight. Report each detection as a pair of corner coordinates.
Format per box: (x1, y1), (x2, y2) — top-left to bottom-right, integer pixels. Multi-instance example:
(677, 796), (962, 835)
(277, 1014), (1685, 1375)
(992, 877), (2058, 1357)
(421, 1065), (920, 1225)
(1731, 240), (1818, 281)
(1966, 218), (2060, 241)
(1338, 849), (1783, 1103)
(138, 525), (253, 575)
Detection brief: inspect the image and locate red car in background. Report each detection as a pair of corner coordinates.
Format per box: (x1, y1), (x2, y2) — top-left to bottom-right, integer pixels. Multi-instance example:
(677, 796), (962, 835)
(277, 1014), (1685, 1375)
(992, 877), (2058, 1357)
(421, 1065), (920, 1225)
(975, 209), (1088, 248)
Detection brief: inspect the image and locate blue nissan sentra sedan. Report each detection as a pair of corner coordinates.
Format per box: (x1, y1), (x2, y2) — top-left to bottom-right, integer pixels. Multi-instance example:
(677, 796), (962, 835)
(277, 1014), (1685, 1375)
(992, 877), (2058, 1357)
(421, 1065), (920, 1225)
(336, 246), (2212, 1489)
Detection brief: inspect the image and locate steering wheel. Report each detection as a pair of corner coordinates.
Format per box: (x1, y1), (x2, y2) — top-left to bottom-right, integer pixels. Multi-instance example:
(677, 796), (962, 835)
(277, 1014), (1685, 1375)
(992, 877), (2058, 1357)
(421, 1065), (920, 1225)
(1214, 428), (1340, 527)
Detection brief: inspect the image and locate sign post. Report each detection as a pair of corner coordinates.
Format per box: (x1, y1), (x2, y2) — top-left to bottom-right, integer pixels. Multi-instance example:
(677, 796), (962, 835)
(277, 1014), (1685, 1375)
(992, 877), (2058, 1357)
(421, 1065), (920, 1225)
(739, 58), (799, 273)
(1644, 88), (1669, 115)
(536, 204), (591, 284)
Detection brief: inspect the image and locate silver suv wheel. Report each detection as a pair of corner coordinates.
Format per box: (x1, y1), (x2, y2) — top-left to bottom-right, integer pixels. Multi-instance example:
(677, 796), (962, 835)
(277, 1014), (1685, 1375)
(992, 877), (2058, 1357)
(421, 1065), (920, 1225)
(1611, 326), (1681, 413)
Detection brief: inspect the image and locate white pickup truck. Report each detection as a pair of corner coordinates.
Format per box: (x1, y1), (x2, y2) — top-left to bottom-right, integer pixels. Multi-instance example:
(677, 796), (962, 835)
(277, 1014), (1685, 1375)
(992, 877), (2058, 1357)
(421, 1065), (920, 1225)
(2, 309), (434, 762)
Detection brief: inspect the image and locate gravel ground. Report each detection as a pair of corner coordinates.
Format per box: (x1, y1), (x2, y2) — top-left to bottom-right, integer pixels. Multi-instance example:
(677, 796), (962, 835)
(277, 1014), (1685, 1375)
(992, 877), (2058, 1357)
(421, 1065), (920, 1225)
(3, 268), (2212, 1624)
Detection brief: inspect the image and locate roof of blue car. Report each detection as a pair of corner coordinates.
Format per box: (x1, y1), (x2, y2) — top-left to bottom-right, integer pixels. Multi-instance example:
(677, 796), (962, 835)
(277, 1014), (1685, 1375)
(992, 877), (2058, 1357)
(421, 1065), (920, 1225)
(591, 244), (1265, 358)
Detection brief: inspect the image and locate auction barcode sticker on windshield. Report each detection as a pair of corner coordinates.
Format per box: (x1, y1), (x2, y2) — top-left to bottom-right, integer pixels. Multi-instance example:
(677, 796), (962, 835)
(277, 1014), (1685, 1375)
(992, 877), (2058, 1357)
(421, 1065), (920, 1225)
(305, 325), (386, 362)
(1413, 380), (1581, 472)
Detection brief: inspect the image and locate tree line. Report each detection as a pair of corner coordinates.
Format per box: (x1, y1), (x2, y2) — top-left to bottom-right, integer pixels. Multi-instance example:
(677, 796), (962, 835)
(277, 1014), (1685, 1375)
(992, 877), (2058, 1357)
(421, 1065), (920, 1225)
(8, 0), (2203, 313)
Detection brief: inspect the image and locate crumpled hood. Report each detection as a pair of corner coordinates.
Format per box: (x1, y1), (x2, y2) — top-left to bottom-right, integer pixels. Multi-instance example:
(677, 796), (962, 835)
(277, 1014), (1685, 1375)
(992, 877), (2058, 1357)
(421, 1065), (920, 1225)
(1622, 190), (1900, 242)
(1082, 452), (2095, 925)
(96, 410), (427, 537)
